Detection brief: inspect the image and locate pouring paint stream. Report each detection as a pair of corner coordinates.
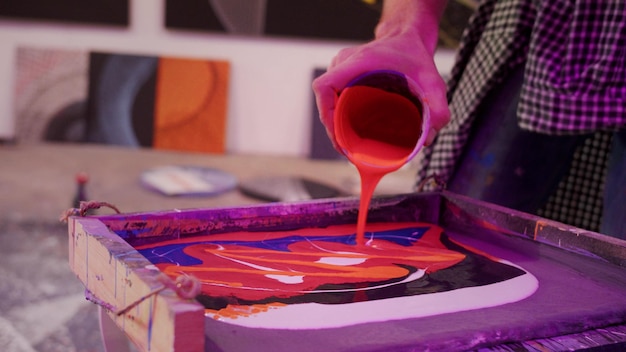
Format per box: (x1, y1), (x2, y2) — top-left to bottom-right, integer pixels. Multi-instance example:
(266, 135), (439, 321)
(334, 71), (426, 246)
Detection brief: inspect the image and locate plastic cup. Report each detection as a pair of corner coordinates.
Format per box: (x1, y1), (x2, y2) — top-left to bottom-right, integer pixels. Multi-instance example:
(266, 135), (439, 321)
(334, 70), (430, 172)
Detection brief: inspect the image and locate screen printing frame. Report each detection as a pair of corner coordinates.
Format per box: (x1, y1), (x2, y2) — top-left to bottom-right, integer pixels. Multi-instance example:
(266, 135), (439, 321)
(67, 191), (626, 351)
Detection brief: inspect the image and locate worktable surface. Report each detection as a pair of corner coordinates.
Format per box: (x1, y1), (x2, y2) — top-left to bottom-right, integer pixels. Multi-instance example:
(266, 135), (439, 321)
(0, 142), (417, 223)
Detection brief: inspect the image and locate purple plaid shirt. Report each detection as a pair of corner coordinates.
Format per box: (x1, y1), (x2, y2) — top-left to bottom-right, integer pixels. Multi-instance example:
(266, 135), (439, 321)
(519, 0), (626, 134)
(417, 0), (625, 231)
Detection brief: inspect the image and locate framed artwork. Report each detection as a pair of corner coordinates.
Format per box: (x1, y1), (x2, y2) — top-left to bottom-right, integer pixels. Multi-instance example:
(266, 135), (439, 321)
(0, 0), (129, 26)
(165, 0), (381, 41)
(165, 0), (476, 47)
(86, 52), (230, 154)
(14, 47), (230, 154)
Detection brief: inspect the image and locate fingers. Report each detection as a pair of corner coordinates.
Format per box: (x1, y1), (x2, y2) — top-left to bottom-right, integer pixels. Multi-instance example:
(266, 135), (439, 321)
(423, 93), (450, 146)
(312, 74), (341, 150)
(313, 38), (452, 152)
(415, 71), (450, 146)
(314, 69), (451, 150)
(312, 56), (376, 151)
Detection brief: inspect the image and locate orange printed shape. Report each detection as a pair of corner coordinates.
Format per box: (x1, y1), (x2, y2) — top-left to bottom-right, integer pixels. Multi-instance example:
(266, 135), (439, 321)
(153, 57), (230, 153)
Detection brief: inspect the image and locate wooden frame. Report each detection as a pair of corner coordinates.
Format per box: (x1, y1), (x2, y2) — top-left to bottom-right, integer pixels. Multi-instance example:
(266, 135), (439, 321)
(67, 191), (626, 351)
(68, 216), (204, 351)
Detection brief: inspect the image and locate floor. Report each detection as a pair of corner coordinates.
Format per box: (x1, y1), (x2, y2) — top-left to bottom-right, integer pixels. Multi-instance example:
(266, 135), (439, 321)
(0, 220), (103, 352)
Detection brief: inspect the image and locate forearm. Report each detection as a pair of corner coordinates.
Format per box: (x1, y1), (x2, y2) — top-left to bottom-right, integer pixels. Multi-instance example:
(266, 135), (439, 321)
(375, 0), (447, 55)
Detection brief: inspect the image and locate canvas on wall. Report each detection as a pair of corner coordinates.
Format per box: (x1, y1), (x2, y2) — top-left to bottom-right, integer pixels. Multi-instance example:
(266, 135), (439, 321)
(14, 47), (230, 154)
(165, 0), (381, 41)
(0, 0), (129, 26)
(86, 52), (230, 154)
(165, 0), (476, 48)
(14, 47), (90, 144)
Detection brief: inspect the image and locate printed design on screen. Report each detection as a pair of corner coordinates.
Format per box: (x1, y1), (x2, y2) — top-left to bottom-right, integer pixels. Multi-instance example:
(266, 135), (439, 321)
(136, 222), (538, 329)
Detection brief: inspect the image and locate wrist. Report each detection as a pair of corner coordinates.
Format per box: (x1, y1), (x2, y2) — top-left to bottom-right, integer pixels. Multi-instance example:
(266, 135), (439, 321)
(374, 0), (445, 55)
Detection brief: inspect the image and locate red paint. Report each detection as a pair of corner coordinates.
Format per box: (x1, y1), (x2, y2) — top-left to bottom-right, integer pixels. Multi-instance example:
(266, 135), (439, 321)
(137, 222), (464, 304)
(335, 85), (423, 245)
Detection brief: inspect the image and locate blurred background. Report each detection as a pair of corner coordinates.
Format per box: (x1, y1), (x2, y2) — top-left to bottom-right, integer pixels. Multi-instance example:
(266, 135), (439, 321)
(0, 1), (475, 351)
(0, 0), (474, 156)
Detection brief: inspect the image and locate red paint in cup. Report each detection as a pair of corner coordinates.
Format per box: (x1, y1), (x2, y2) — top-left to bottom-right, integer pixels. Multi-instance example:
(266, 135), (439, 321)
(334, 70), (430, 245)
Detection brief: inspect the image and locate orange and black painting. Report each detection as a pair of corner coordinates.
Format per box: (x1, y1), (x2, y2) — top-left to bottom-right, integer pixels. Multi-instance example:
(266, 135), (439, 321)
(14, 48), (230, 154)
(86, 52), (230, 154)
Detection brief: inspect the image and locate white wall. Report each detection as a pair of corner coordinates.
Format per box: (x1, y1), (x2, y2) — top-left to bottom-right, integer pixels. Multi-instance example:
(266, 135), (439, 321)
(0, 0), (455, 156)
